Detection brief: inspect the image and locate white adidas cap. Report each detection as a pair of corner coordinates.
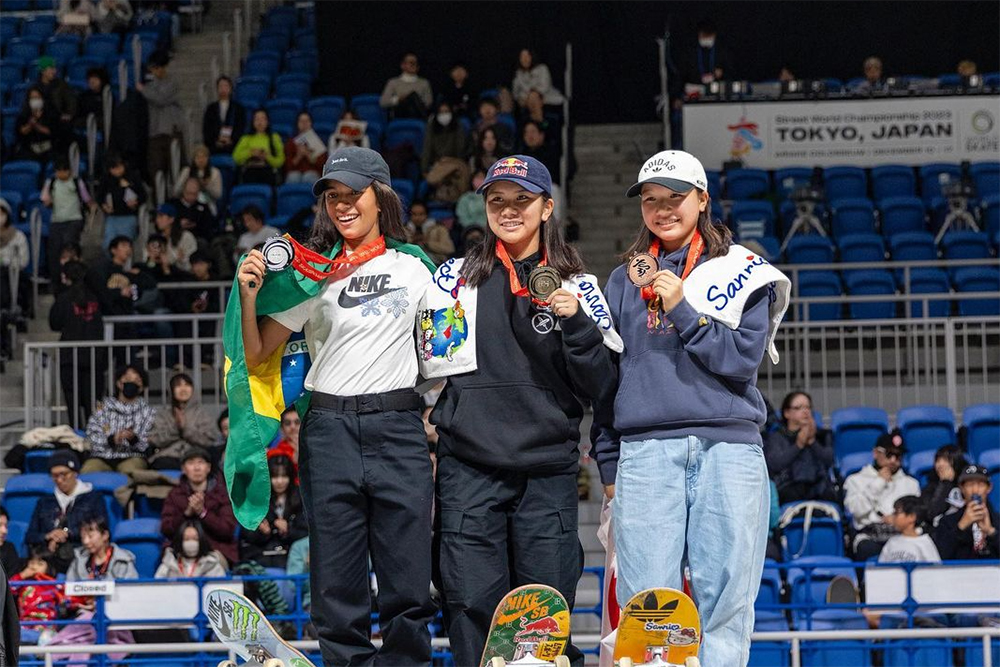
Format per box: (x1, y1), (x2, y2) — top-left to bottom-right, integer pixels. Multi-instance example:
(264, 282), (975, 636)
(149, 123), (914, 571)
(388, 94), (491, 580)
(625, 150), (709, 198)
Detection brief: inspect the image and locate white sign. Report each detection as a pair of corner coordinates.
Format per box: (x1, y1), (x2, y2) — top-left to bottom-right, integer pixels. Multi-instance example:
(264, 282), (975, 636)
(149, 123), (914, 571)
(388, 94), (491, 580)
(683, 95), (1000, 169)
(865, 563), (1000, 614)
(65, 580), (116, 597)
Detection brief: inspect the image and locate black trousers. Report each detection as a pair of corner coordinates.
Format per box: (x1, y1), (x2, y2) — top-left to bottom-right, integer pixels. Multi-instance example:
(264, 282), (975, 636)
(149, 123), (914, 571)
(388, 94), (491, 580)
(299, 393), (435, 666)
(436, 455), (584, 667)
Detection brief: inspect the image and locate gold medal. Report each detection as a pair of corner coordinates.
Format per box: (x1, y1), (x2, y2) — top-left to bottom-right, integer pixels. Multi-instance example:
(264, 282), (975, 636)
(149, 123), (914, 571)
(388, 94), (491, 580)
(527, 266), (561, 302)
(627, 252), (658, 287)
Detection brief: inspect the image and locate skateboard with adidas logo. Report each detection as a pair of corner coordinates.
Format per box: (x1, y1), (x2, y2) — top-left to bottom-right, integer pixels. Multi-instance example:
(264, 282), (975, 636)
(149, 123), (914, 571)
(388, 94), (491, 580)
(480, 584), (573, 667)
(613, 588), (702, 667)
(207, 589), (314, 667)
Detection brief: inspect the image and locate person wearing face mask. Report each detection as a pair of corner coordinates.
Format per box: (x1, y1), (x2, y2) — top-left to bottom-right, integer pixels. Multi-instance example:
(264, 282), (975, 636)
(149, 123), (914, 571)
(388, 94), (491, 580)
(161, 447), (239, 564)
(82, 365), (156, 474)
(14, 85), (59, 165)
(688, 20), (729, 86)
(155, 519), (229, 578)
(379, 51), (433, 120)
(421, 101), (472, 203)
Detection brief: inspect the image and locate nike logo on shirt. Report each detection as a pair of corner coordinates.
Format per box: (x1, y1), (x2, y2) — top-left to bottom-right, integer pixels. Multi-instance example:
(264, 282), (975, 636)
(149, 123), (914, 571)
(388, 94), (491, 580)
(338, 274), (404, 308)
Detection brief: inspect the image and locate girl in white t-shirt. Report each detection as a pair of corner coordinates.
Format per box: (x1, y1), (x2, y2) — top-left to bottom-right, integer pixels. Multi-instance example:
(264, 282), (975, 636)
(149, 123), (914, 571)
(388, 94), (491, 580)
(236, 147), (436, 666)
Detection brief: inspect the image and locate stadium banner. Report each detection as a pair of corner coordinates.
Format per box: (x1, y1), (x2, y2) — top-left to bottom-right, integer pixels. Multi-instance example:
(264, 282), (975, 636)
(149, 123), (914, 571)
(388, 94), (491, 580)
(683, 95), (1000, 169)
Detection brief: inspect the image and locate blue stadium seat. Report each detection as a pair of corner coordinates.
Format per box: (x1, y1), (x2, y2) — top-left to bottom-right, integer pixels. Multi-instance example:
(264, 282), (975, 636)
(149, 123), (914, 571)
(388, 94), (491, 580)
(896, 405), (955, 453)
(780, 501), (844, 559)
(824, 166), (867, 202)
(749, 612), (790, 667)
(838, 233), (885, 266)
(730, 200), (775, 238)
(918, 163), (961, 204)
(725, 169), (770, 200)
(365, 121), (383, 152)
(229, 184), (274, 218)
(906, 449), (938, 485)
(133, 470), (180, 518)
(284, 50), (316, 81)
(0, 59), (26, 88)
(307, 95), (346, 136)
(79, 472), (129, 531)
(392, 179), (415, 210)
(20, 17), (56, 41)
(0, 22), (16, 46)
(982, 194), (1000, 237)
(906, 268), (951, 318)
(264, 5), (298, 31)
(785, 235), (835, 265)
(263, 98), (301, 139)
(351, 93), (385, 126)
(797, 272), (842, 321)
(871, 165), (916, 202)
(787, 556), (858, 624)
(832, 407), (889, 458)
(384, 119), (426, 154)
(963, 403), (1000, 461)
(234, 76), (271, 110)
(253, 31), (289, 54)
(845, 270), (896, 319)
(243, 51), (281, 83)
(831, 198), (876, 237)
(294, 33), (316, 53)
(111, 518), (162, 579)
(276, 182), (314, 217)
(774, 167), (813, 201)
(965, 638), (1000, 667)
(1, 474), (54, 528)
(66, 55), (104, 83)
(941, 230), (990, 262)
(0, 191), (23, 221)
(756, 559), (782, 610)
(84, 33), (120, 59)
(6, 520), (27, 558)
(23, 448), (54, 473)
(44, 34), (81, 65)
(953, 266), (1000, 316)
(970, 161), (999, 199)
(1, 160), (41, 200)
(882, 638), (954, 667)
(705, 170), (722, 200)
(274, 73), (311, 104)
(838, 450), (871, 478)
(5, 37), (42, 63)
(879, 196), (926, 237)
(889, 231), (936, 263)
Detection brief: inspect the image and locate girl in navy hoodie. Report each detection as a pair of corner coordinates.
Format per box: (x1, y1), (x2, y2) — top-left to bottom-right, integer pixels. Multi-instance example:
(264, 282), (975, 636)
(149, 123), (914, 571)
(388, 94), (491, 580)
(596, 150), (789, 667)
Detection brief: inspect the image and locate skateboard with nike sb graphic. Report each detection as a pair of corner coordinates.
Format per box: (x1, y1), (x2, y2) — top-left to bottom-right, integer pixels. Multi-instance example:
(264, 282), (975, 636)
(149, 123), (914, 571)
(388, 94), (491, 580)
(481, 584), (572, 667)
(207, 589), (314, 667)
(613, 588), (702, 667)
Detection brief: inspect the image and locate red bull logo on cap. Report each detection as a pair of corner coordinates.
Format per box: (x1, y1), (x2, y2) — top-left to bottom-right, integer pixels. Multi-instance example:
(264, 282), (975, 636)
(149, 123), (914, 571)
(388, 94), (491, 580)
(491, 157), (529, 178)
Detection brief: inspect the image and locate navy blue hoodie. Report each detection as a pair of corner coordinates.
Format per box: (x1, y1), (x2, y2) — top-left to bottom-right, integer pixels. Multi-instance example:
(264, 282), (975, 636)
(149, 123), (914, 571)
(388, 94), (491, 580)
(593, 242), (770, 484)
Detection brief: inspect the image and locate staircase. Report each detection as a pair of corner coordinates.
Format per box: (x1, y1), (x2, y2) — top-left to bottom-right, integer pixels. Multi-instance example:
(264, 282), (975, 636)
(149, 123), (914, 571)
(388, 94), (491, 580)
(569, 123), (664, 284)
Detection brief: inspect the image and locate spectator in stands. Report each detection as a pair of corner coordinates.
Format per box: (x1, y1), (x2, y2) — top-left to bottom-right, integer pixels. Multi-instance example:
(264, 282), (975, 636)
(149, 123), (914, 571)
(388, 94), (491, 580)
(233, 108), (285, 187)
(161, 446), (239, 565)
(0, 507), (21, 576)
(519, 89), (560, 149)
(149, 372), (221, 470)
(778, 65), (796, 83)
(217, 409), (229, 448)
(327, 109), (370, 151)
(234, 204), (279, 261)
(94, 0), (132, 35)
(0, 198), (31, 322)
(239, 453), (307, 569)
(512, 48), (564, 109)
(139, 233), (178, 282)
(83, 364), (156, 474)
(844, 430), (920, 560)
(25, 451), (108, 573)
(75, 67), (108, 132)
(155, 518), (229, 578)
(934, 464), (998, 560)
(171, 177), (216, 241)
(920, 445), (969, 528)
(36, 56), (78, 129)
(138, 49), (185, 186)
(380, 51), (433, 120)
(852, 56), (886, 95)
(878, 496), (941, 562)
(14, 86), (59, 166)
(10, 546), (62, 644)
(286, 536), (311, 611)
(42, 155), (96, 287)
(957, 60), (978, 77)
(96, 235), (161, 326)
(203, 75), (246, 156)
(284, 111), (327, 185)
(411, 200), (453, 264)
(474, 98), (515, 155)
(461, 224), (486, 253)
(173, 145), (223, 216)
(97, 151), (145, 249)
(49, 261), (106, 429)
(441, 61), (476, 119)
(519, 120), (560, 177)
(685, 20), (729, 86)
(269, 407), (300, 464)
(422, 101), (472, 203)
(764, 391), (837, 504)
(153, 203), (197, 272)
(456, 170), (488, 230)
(57, 0), (96, 35)
(471, 126), (502, 175)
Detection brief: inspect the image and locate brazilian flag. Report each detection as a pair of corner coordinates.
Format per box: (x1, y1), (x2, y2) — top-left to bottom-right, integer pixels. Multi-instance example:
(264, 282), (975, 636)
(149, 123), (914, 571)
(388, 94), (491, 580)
(222, 238), (435, 528)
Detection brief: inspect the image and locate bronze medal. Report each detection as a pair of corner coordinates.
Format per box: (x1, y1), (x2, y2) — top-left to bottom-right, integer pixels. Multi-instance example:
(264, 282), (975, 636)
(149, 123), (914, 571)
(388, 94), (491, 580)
(262, 236), (295, 272)
(627, 252), (658, 287)
(527, 266), (561, 302)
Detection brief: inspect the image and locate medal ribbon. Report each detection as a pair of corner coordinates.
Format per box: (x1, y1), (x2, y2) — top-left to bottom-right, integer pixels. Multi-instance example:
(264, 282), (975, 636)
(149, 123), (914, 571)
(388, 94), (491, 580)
(286, 234), (386, 282)
(639, 229), (705, 301)
(495, 240), (551, 304)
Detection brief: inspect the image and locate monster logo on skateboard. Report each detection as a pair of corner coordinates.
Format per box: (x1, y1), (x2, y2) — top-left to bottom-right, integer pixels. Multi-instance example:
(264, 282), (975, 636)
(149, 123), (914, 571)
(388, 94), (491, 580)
(207, 589), (314, 667)
(481, 584), (572, 667)
(613, 588), (701, 667)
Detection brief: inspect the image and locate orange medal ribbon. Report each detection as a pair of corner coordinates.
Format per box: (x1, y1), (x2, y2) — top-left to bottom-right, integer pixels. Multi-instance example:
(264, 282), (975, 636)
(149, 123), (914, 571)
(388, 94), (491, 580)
(288, 234), (386, 281)
(639, 229), (705, 302)
(495, 240), (550, 305)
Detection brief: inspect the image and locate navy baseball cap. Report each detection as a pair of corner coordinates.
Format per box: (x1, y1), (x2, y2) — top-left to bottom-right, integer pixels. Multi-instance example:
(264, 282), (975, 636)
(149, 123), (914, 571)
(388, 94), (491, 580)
(477, 155), (552, 196)
(157, 203), (177, 217)
(313, 146), (392, 197)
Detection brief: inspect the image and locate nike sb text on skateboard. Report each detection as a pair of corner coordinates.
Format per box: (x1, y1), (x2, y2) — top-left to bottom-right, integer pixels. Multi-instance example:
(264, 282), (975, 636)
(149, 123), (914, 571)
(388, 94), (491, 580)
(480, 584), (573, 667)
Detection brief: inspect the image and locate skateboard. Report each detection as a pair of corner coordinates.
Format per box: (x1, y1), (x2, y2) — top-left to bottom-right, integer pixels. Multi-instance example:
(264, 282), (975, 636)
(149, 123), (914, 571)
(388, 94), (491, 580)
(480, 584), (573, 667)
(613, 588), (702, 667)
(207, 589), (314, 667)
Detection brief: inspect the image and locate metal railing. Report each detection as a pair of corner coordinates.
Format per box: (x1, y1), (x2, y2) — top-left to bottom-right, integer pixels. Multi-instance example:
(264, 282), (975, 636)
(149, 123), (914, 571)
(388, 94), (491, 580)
(776, 257), (1000, 296)
(560, 42), (572, 199)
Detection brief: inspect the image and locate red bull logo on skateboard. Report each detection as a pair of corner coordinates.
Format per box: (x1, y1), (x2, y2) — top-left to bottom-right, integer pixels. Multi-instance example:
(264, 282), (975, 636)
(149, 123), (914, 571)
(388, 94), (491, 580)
(491, 157), (529, 178)
(515, 615), (560, 640)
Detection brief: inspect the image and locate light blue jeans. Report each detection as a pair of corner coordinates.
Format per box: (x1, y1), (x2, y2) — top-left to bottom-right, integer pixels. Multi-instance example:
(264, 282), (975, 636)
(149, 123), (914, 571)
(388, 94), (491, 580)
(614, 436), (770, 667)
(103, 214), (138, 250)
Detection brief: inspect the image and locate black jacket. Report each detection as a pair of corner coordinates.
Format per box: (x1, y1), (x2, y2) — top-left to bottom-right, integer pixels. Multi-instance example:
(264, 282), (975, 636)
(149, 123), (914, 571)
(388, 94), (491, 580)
(96, 169), (146, 216)
(431, 253), (618, 474)
(202, 100), (247, 155)
(934, 501), (1000, 560)
(238, 488), (308, 568)
(25, 491), (107, 549)
(49, 287), (104, 342)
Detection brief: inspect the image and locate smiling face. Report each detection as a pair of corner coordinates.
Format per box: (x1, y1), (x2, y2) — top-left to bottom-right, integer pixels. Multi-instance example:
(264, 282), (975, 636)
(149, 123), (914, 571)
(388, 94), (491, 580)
(484, 180), (553, 256)
(172, 377), (193, 403)
(322, 181), (380, 246)
(639, 183), (707, 252)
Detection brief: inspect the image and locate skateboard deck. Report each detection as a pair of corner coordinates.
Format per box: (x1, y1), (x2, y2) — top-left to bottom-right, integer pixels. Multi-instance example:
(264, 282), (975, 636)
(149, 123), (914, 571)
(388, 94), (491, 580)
(207, 589), (314, 667)
(479, 584), (571, 667)
(613, 588), (701, 667)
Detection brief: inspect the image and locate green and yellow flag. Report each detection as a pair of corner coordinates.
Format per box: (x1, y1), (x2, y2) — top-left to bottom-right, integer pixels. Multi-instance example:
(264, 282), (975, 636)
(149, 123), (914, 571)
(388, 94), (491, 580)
(222, 237), (435, 528)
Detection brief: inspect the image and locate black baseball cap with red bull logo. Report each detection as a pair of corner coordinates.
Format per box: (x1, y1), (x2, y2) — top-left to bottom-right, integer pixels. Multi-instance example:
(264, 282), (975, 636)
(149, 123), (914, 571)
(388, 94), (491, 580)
(477, 155), (552, 196)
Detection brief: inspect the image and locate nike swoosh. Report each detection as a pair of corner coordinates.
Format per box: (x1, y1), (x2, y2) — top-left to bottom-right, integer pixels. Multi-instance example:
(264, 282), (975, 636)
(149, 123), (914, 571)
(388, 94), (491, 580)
(338, 286), (404, 308)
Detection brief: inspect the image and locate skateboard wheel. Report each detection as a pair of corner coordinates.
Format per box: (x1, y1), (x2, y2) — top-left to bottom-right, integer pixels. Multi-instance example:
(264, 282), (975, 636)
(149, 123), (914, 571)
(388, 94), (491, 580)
(216, 662), (237, 667)
(489, 658), (507, 667)
(684, 658), (701, 667)
(263, 660), (285, 667)
(554, 656), (571, 667)
(618, 659), (633, 667)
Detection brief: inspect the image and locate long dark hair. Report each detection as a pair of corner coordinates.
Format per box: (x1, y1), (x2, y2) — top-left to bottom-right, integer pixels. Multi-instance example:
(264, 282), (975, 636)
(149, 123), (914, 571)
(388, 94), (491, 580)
(171, 518), (212, 559)
(306, 180), (406, 253)
(460, 194), (584, 288)
(929, 444), (969, 484)
(267, 454), (302, 516)
(780, 391), (812, 427)
(251, 108), (281, 156)
(621, 191), (732, 262)
(159, 210), (184, 246)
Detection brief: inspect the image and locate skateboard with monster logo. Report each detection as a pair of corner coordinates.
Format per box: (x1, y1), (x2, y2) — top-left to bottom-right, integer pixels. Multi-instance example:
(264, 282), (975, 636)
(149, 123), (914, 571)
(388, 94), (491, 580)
(480, 584), (573, 667)
(207, 589), (314, 667)
(613, 588), (702, 667)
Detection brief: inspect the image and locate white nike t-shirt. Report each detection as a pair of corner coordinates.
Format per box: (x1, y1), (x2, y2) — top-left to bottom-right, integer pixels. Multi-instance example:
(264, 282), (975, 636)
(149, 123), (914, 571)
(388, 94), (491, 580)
(269, 248), (432, 396)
